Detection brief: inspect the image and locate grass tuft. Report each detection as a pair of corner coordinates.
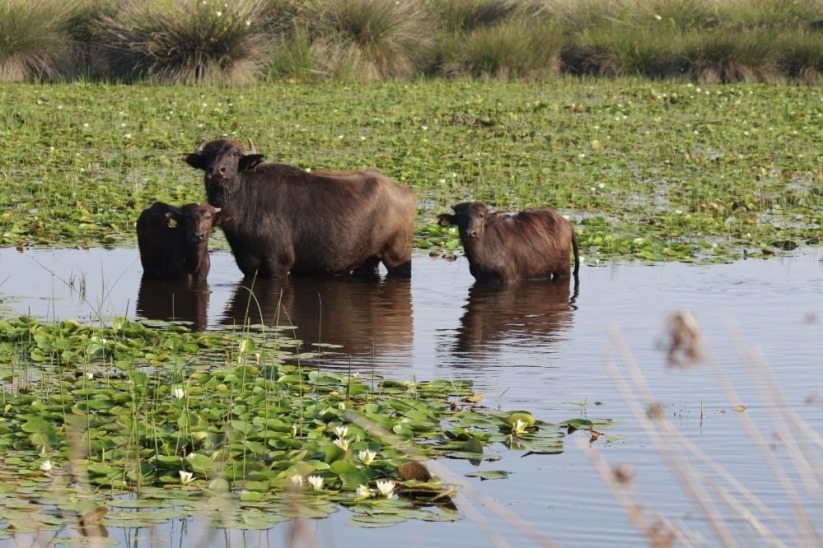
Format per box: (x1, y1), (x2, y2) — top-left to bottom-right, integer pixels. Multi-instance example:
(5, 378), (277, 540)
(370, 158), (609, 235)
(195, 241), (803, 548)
(300, 0), (433, 81)
(447, 18), (564, 80)
(94, 0), (275, 85)
(0, 0), (76, 82)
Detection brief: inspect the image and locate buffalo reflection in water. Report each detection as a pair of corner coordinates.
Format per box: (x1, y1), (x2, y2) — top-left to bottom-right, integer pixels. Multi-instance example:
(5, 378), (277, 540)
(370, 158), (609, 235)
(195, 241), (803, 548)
(452, 277), (578, 358)
(220, 276), (413, 361)
(136, 278), (210, 330)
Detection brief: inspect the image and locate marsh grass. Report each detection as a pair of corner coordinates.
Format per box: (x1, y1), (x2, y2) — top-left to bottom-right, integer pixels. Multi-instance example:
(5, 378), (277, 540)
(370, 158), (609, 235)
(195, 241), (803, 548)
(95, 0), (275, 85)
(298, 0), (433, 81)
(445, 18), (564, 80)
(0, 0), (77, 82)
(2, 0), (821, 83)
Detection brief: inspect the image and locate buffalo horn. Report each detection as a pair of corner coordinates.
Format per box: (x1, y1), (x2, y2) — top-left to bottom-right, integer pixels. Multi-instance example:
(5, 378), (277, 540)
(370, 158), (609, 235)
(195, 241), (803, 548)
(247, 138), (257, 154)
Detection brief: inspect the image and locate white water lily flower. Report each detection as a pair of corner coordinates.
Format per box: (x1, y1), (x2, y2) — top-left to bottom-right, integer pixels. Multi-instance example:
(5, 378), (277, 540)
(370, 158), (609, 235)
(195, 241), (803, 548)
(512, 419), (528, 435)
(358, 449), (376, 466)
(289, 474), (304, 488)
(40, 460), (53, 472)
(307, 475), (324, 491)
(355, 484), (372, 498)
(172, 387), (185, 400)
(333, 438), (350, 451)
(333, 425), (348, 439)
(375, 479), (395, 498)
(179, 470), (194, 485)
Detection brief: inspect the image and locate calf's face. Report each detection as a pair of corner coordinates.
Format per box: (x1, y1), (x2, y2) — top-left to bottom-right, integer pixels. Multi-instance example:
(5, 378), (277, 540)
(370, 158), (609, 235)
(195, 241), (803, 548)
(180, 204), (221, 244)
(438, 202), (491, 240)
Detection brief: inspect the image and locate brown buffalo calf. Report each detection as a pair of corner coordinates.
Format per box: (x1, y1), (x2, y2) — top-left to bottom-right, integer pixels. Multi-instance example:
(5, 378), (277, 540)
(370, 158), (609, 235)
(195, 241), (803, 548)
(438, 201), (579, 282)
(136, 202), (221, 284)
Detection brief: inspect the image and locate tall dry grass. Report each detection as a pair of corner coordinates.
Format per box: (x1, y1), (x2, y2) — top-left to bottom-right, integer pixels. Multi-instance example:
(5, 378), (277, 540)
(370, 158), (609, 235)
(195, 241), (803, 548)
(0, 0), (77, 82)
(586, 312), (822, 546)
(297, 0), (434, 82)
(94, 0), (275, 85)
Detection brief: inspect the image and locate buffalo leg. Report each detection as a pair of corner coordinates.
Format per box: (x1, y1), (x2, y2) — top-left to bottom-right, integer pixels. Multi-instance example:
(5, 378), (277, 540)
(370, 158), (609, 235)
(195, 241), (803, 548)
(353, 257), (381, 278)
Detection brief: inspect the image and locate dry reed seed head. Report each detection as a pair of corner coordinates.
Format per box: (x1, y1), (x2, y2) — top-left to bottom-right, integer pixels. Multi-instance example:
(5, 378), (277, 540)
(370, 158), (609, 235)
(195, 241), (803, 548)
(646, 402), (665, 420)
(611, 464), (635, 485)
(663, 310), (705, 367)
(647, 519), (677, 548)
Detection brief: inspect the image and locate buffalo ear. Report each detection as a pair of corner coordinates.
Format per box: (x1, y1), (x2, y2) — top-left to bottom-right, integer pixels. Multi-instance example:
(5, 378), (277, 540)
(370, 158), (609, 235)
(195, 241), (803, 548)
(437, 213), (456, 227)
(184, 152), (205, 170)
(239, 154), (265, 172)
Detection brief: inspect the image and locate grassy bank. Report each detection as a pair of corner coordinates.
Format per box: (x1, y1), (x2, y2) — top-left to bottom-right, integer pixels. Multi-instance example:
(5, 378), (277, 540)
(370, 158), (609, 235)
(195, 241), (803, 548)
(1, 0), (822, 84)
(1, 80), (821, 263)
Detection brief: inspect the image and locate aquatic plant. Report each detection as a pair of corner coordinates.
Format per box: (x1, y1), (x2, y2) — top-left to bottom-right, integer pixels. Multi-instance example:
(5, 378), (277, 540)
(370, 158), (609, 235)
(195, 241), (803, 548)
(0, 315), (605, 535)
(0, 81), (820, 264)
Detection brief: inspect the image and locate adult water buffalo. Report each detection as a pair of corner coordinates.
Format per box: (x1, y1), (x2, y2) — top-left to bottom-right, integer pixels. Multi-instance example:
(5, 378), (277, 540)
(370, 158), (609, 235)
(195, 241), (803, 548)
(438, 201), (579, 282)
(184, 139), (415, 278)
(136, 202), (221, 285)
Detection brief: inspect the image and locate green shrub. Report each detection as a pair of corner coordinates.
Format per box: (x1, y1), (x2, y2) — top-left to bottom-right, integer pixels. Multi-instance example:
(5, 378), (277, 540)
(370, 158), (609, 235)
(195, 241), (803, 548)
(267, 24), (315, 81)
(95, 0), (275, 85)
(428, 0), (520, 34)
(449, 18), (564, 79)
(300, 0), (433, 81)
(563, 24), (692, 78)
(772, 28), (823, 82)
(0, 0), (75, 82)
(682, 29), (779, 83)
(65, 0), (117, 80)
(717, 0), (823, 30)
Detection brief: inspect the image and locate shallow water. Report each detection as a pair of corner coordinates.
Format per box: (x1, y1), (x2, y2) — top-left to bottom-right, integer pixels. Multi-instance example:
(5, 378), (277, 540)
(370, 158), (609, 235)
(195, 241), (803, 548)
(1, 245), (821, 546)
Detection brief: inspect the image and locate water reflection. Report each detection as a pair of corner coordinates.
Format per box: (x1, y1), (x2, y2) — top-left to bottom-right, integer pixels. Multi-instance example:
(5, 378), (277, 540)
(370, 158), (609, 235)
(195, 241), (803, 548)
(219, 276), (413, 362)
(136, 278), (211, 330)
(450, 277), (578, 360)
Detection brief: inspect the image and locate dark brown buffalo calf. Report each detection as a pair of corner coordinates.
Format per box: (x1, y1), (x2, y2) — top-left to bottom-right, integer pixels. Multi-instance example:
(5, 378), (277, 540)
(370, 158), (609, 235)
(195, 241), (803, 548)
(136, 202), (221, 284)
(184, 139), (415, 278)
(438, 201), (579, 282)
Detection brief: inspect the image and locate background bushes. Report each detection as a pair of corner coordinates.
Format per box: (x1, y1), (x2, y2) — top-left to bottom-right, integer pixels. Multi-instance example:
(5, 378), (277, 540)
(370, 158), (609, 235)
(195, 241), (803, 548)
(1, 0), (821, 84)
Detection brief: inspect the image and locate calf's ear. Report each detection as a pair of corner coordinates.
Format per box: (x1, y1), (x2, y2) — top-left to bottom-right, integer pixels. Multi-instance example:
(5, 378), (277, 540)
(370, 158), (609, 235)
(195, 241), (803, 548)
(239, 154), (265, 172)
(165, 209), (183, 229)
(212, 207), (223, 226)
(437, 213), (456, 227)
(184, 152), (205, 170)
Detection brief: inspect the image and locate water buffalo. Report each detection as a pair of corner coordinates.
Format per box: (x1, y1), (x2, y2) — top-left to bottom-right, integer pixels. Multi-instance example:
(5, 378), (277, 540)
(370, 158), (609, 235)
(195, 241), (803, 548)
(184, 139), (415, 278)
(438, 201), (579, 282)
(136, 202), (221, 284)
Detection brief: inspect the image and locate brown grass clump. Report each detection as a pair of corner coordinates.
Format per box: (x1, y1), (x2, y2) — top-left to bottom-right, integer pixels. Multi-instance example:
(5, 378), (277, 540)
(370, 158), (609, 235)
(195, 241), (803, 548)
(0, 0), (76, 82)
(94, 0), (275, 85)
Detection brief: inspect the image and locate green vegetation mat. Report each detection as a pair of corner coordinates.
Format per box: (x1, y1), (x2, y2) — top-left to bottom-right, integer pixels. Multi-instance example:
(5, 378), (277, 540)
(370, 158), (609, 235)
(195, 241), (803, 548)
(0, 80), (821, 263)
(0, 316), (612, 533)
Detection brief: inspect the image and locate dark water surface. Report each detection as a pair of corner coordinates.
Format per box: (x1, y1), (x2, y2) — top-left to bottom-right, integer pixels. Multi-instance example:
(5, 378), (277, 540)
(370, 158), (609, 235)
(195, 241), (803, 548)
(1, 246), (821, 546)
